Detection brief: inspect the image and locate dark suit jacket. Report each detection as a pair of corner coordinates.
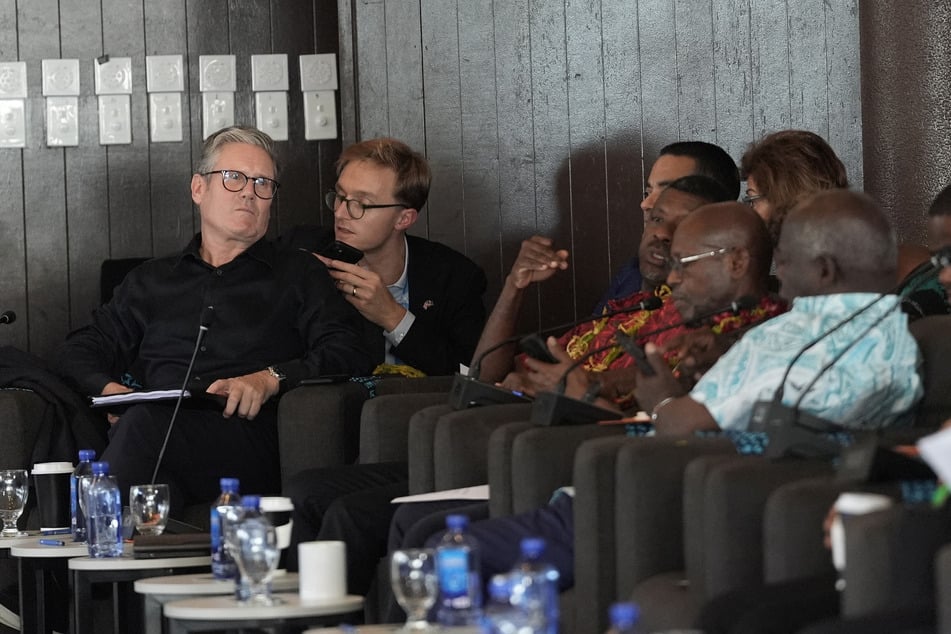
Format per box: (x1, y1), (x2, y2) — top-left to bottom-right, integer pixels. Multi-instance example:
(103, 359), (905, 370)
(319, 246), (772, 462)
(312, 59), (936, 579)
(280, 226), (487, 376)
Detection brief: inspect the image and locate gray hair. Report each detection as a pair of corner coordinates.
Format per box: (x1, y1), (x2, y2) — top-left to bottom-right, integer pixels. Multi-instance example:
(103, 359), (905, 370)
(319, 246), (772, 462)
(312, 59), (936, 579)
(196, 126), (280, 177)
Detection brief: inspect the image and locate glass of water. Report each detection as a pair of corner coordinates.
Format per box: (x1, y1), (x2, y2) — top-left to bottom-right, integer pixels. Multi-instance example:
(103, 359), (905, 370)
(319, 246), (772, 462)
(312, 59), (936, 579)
(232, 516), (281, 605)
(129, 484), (170, 536)
(390, 548), (438, 631)
(0, 469), (29, 537)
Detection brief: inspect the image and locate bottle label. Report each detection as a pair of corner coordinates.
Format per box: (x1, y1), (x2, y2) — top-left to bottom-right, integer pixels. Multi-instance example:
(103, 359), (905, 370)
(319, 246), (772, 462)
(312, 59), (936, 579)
(437, 548), (470, 600)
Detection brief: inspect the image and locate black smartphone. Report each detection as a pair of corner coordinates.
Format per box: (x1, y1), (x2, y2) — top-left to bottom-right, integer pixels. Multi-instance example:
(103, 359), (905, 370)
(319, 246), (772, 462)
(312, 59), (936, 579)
(317, 240), (363, 265)
(519, 334), (559, 364)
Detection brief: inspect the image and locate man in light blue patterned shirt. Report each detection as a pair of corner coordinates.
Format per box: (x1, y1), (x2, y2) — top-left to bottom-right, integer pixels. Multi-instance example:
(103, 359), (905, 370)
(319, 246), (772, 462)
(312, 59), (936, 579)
(637, 189), (923, 432)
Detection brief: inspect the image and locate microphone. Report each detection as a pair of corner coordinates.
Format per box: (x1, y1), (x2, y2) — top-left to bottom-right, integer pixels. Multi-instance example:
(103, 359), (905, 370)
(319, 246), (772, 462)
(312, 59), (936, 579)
(448, 295), (664, 410)
(151, 305), (215, 484)
(0, 310), (15, 325)
(531, 295), (760, 426)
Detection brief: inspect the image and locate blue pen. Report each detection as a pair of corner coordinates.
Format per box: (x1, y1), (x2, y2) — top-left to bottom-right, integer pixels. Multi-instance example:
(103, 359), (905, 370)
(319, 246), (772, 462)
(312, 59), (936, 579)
(41, 528), (71, 535)
(38, 539), (65, 546)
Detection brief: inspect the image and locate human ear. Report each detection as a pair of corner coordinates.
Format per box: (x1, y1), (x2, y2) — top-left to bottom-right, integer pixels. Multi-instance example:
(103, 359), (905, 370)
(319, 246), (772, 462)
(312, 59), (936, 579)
(395, 207), (419, 231)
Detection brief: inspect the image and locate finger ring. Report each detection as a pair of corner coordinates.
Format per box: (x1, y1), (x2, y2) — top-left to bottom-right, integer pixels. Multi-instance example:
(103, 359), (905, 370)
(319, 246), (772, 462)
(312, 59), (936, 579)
(352, 286), (358, 297)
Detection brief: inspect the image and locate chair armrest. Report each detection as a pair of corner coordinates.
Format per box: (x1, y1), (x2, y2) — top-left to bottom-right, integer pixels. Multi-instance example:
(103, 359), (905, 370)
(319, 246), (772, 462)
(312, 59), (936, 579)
(432, 403), (533, 491)
(359, 391), (451, 464)
(937, 543), (951, 632)
(277, 382), (372, 486)
(488, 421), (535, 518)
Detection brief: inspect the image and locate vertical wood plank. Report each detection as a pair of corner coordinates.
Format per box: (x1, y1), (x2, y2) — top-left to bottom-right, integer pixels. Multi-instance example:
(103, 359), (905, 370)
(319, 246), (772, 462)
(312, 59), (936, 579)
(457, 0), (501, 291)
(60, 0), (110, 330)
(185, 0), (230, 174)
(100, 0), (151, 258)
(353, 0), (389, 138)
(602, 0), (644, 291)
(748, 0), (790, 140)
(227, 0), (270, 128)
(565, 0), (608, 316)
(638, 0), (680, 158)
(786, 0), (828, 135)
(313, 0), (343, 229)
(825, 0), (862, 188)
(492, 0), (538, 325)
(528, 0), (573, 328)
(336, 0), (358, 147)
(419, 0), (462, 243)
(144, 0), (195, 257)
(19, 0), (69, 357)
(674, 0), (717, 142)
(385, 0), (425, 154)
(712, 0), (753, 164)
(0, 0), (27, 350)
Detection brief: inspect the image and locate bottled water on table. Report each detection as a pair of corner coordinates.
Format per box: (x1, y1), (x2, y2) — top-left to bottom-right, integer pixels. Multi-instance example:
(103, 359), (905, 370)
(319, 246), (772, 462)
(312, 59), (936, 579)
(228, 495), (280, 605)
(210, 477), (241, 580)
(483, 574), (529, 634)
(508, 537), (560, 634)
(606, 602), (642, 634)
(70, 449), (95, 543)
(85, 461), (123, 558)
(435, 514), (482, 626)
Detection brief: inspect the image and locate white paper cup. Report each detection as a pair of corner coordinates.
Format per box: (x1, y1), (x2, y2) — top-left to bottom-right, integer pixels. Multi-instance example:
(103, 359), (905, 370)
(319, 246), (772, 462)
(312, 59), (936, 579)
(298, 540), (346, 600)
(830, 492), (893, 571)
(259, 496), (294, 551)
(32, 462), (74, 531)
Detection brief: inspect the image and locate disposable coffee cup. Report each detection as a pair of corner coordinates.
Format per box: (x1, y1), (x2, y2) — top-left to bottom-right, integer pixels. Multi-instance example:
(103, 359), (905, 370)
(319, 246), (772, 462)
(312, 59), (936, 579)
(32, 461), (74, 532)
(259, 496), (294, 551)
(298, 540), (346, 600)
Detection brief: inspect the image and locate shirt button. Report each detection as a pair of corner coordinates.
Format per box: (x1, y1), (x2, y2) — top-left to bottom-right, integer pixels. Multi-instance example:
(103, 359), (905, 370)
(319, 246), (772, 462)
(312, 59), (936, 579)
(193, 376), (201, 382)
(216, 269), (223, 276)
(200, 346), (207, 352)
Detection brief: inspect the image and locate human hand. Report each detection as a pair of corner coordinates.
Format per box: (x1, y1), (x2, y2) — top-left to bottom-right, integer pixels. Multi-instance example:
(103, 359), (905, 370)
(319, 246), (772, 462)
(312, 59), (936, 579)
(507, 236), (569, 290)
(663, 330), (729, 381)
(520, 337), (580, 395)
(101, 382), (133, 425)
(206, 370), (279, 419)
(318, 257), (406, 330)
(633, 342), (686, 413)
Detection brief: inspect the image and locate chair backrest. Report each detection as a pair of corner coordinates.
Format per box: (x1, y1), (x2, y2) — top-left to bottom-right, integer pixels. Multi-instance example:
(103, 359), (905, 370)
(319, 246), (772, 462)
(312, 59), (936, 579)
(100, 257), (149, 304)
(909, 315), (951, 428)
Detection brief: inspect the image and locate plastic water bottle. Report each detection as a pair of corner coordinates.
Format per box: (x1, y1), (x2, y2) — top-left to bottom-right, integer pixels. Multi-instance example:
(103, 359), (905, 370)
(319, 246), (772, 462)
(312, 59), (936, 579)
(70, 449), (96, 543)
(84, 461), (123, 557)
(483, 574), (528, 633)
(228, 495), (280, 603)
(435, 514), (482, 626)
(210, 477), (241, 580)
(509, 537), (560, 634)
(606, 602), (641, 634)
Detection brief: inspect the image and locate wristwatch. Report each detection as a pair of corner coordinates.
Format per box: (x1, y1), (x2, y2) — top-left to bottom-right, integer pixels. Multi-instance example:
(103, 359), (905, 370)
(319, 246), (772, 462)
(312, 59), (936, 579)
(266, 366), (286, 383)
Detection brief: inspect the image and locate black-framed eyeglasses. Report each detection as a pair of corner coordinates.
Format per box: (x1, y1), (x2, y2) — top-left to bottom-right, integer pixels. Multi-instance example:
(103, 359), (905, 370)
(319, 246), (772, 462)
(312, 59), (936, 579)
(202, 170), (280, 199)
(666, 247), (732, 275)
(742, 193), (764, 206)
(324, 190), (409, 220)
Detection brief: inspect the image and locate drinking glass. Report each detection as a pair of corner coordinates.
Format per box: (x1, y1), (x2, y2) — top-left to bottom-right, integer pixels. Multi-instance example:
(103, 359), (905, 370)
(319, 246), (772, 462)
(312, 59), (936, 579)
(0, 469), (29, 537)
(129, 484), (170, 536)
(390, 548), (438, 631)
(231, 518), (281, 605)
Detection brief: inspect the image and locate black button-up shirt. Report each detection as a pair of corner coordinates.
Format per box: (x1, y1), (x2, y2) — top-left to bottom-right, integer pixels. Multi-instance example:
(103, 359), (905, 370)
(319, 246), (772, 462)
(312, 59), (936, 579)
(57, 234), (373, 396)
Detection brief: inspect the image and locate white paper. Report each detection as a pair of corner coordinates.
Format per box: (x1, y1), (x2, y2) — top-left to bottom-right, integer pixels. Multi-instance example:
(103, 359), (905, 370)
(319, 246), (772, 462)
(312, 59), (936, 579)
(391, 484), (489, 504)
(917, 426), (951, 484)
(90, 389), (189, 407)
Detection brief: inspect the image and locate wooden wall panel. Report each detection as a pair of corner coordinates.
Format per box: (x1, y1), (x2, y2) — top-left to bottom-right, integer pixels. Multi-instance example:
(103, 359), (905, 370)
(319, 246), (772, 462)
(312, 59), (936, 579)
(0, 0), (341, 357)
(338, 0), (865, 331)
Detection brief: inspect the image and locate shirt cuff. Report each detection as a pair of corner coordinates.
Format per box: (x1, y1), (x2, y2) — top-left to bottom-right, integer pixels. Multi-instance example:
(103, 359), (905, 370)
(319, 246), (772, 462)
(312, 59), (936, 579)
(383, 310), (416, 348)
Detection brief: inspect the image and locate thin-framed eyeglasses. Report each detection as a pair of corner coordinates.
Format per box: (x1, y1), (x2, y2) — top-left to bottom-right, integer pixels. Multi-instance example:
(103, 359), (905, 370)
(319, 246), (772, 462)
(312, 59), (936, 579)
(742, 193), (764, 206)
(325, 190), (409, 220)
(202, 170), (280, 199)
(667, 247), (732, 275)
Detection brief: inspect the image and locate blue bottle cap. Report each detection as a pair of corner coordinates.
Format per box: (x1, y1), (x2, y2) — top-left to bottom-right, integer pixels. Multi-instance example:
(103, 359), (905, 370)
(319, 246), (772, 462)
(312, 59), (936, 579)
(488, 574), (514, 600)
(241, 495), (260, 510)
(609, 602), (639, 628)
(446, 514), (469, 530)
(520, 537), (545, 559)
(219, 477), (240, 493)
(91, 461), (109, 476)
(78, 449), (96, 462)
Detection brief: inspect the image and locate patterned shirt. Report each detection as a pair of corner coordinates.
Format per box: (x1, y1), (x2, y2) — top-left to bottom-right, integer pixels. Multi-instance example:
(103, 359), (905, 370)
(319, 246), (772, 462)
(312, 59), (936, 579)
(691, 293), (923, 431)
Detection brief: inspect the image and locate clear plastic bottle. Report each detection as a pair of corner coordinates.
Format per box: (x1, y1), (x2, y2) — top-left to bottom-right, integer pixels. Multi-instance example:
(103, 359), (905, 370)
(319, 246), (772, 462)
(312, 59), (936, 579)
(84, 461), (123, 558)
(483, 574), (526, 634)
(70, 449), (96, 543)
(435, 514), (482, 626)
(605, 602), (641, 634)
(510, 537), (560, 634)
(210, 477), (241, 580)
(228, 495), (280, 604)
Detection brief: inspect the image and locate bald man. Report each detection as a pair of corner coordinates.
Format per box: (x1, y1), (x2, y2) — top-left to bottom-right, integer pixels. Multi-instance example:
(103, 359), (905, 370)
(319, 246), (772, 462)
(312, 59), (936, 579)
(637, 189), (923, 434)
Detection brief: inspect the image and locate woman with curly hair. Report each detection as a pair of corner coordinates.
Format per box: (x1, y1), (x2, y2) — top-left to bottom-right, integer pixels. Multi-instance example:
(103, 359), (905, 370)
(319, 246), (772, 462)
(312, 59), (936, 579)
(741, 130), (848, 243)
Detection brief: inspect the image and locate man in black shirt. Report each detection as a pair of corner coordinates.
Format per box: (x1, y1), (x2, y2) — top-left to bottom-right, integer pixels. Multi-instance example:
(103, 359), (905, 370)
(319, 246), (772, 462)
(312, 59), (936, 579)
(57, 126), (373, 512)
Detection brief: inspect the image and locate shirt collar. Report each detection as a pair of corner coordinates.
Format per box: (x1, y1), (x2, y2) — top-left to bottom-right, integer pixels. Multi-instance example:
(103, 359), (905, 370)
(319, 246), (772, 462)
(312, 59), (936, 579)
(387, 235), (410, 292)
(176, 233), (277, 269)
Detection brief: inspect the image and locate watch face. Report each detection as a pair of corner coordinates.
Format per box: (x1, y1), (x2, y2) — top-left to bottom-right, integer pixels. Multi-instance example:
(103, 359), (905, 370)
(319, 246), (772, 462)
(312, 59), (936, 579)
(269, 366), (285, 381)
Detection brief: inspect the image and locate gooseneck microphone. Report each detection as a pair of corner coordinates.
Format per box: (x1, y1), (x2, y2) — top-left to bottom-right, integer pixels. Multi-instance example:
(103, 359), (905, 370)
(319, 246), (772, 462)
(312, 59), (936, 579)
(448, 295), (664, 410)
(150, 305), (215, 484)
(0, 310), (15, 325)
(531, 295), (760, 426)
